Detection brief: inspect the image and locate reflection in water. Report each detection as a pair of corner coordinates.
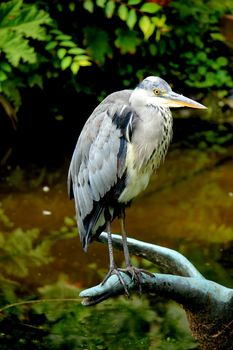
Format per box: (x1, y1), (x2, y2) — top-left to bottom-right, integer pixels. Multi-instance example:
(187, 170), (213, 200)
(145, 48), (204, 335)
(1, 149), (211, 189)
(0, 147), (232, 349)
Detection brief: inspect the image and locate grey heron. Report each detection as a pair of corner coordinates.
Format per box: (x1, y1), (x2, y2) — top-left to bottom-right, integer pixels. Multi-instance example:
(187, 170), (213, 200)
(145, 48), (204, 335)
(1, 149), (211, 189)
(68, 76), (206, 291)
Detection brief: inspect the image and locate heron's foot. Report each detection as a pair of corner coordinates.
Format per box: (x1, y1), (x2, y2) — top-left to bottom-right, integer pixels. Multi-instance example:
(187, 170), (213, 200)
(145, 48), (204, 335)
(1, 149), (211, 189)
(101, 267), (130, 297)
(119, 266), (154, 293)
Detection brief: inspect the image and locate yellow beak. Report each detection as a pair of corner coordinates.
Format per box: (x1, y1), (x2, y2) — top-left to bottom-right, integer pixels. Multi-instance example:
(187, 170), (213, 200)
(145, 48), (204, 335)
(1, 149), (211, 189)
(166, 91), (207, 109)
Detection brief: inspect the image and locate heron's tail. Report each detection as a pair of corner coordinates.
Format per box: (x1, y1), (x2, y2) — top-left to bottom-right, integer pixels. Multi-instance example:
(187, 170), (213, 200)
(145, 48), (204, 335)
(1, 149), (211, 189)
(78, 204), (108, 252)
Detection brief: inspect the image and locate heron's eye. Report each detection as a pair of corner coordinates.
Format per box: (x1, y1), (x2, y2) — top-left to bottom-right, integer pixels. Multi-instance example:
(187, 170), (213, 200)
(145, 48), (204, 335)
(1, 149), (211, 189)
(153, 89), (161, 95)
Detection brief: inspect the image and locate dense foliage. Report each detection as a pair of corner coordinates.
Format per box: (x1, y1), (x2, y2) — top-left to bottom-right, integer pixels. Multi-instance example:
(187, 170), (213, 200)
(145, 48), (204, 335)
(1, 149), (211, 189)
(0, 0), (232, 111)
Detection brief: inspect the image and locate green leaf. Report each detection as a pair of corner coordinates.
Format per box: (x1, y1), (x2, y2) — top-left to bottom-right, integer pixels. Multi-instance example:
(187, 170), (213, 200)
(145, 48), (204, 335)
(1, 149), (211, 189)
(71, 61), (80, 74)
(196, 52), (207, 61)
(69, 2), (76, 12)
(149, 44), (157, 56)
(0, 227), (52, 278)
(78, 60), (92, 66)
(45, 41), (57, 50)
(105, 1), (116, 18)
(59, 41), (76, 47)
(0, 62), (12, 72)
(1, 80), (21, 109)
(64, 216), (76, 226)
(0, 71), (7, 82)
(55, 34), (72, 41)
(126, 9), (137, 30)
(139, 16), (155, 40)
(115, 28), (141, 54)
(61, 56), (72, 70)
(57, 48), (67, 59)
(0, 31), (37, 66)
(0, 1), (51, 40)
(83, 26), (112, 64)
(83, 0), (94, 13)
(28, 74), (43, 88)
(128, 0), (142, 5)
(216, 57), (228, 67)
(57, 3), (63, 12)
(50, 29), (62, 35)
(96, 0), (107, 7)
(197, 66), (206, 76)
(0, 0), (51, 66)
(74, 55), (91, 61)
(118, 5), (128, 21)
(140, 3), (161, 13)
(210, 32), (224, 41)
(68, 47), (86, 55)
(151, 14), (167, 27)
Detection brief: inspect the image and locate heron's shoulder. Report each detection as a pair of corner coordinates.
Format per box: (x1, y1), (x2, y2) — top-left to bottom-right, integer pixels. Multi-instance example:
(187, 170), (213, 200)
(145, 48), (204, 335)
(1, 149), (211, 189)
(91, 89), (132, 115)
(101, 89), (132, 105)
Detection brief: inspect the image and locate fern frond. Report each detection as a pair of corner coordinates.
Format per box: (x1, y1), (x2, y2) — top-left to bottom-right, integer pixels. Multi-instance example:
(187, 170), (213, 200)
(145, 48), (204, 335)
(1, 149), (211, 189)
(0, 0), (52, 66)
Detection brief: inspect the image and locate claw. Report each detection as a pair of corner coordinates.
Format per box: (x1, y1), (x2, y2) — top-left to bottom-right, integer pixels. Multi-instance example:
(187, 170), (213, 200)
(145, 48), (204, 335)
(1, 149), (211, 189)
(119, 266), (154, 293)
(101, 267), (130, 297)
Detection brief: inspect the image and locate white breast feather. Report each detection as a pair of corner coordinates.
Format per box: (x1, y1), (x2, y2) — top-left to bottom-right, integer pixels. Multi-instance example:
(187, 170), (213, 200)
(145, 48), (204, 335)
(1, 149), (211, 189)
(118, 104), (172, 204)
(118, 143), (151, 203)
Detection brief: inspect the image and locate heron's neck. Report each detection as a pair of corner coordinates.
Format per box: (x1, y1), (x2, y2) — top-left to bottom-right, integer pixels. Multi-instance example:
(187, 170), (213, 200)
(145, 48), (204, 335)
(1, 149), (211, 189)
(129, 96), (173, 171)
(129, 88), (152, 110)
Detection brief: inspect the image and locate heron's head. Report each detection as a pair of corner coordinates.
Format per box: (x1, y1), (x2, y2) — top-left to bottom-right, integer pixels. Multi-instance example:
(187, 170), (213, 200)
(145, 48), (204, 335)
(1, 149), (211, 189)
(132, 76), (207, 109)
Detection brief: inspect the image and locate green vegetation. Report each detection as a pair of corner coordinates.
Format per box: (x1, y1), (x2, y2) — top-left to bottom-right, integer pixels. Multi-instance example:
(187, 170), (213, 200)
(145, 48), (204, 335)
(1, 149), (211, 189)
(0, 207), (198, 350)
(185, 124), (233, 153)
(0, 281), (198, 350)
(0, 0), (232, 111)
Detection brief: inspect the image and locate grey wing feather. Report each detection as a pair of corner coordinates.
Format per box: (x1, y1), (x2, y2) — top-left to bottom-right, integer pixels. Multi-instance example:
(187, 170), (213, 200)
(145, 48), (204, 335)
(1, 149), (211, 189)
(68, 89), (135, 249)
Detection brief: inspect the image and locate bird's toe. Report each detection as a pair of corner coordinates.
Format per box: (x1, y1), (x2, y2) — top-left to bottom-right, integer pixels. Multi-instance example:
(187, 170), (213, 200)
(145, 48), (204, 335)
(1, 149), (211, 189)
(119, 266), (154, 293)
(101, 267), (130, 297)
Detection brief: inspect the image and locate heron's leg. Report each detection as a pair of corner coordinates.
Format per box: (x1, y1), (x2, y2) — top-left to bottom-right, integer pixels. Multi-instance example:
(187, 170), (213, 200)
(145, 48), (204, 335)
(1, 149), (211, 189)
(119, 210), (154, 288)
(102, 221), (130, 296)
(106, 221), (116, 270)
(120, 211), (132, 268)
